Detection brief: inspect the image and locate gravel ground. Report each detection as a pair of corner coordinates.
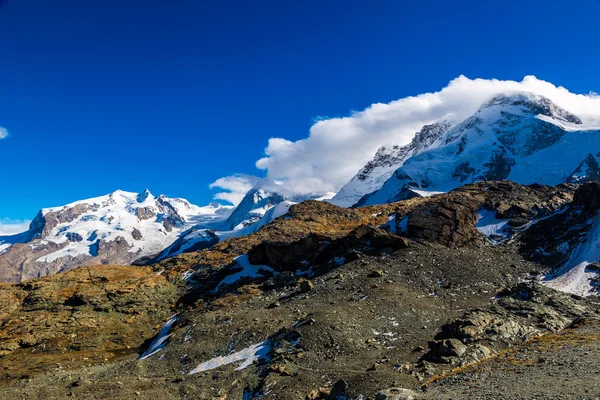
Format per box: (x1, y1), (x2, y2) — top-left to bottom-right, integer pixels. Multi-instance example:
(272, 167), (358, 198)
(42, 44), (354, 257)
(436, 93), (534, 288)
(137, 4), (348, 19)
(0, 243), (557, 400)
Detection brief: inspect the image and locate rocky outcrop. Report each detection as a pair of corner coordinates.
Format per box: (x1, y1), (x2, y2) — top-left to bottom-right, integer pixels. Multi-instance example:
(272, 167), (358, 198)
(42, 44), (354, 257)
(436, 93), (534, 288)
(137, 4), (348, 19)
(572, 180), (600, 211)
(395, 181), (574, 247)
(157, 199), (405, 280)
(423, 283), (591, 366)
(248, 224), (409, 272)
(519, 181), (600, 269)
(156, 181), (575, 284)
(135, 206), (156, 220)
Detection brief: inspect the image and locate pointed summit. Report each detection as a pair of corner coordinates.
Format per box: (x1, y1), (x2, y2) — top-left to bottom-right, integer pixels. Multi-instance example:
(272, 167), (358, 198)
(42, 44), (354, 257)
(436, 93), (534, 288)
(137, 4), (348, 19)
(137, 189), (152, 203)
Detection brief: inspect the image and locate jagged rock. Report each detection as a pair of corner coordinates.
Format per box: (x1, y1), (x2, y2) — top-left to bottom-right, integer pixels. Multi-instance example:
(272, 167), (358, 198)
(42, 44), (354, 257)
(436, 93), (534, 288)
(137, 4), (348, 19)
(131, 228), (143, 240)
(65, 232), (83, 242)
(136, 206), (156, 220)
(248, 224), (408, 272)
(397, 181), (575, 247)
(425, 282), (592, 365)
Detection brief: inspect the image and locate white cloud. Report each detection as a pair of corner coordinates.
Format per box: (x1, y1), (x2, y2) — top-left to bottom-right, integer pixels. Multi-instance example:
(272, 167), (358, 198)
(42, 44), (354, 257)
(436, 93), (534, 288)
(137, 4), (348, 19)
(209, 174), (260, 205)
(0, 126), (8, 139)
(250, 75), (600, 198)
(0, 219), (31, 236)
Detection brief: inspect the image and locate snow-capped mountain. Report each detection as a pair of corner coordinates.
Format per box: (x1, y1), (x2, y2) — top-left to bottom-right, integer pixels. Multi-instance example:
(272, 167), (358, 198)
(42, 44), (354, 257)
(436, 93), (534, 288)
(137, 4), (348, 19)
(0, 190), (232, 281)
(356, 92), (600, 206)
(224, 188), (286, 230)
(330, 119), (455, 207)
(151, 198), (298, 262)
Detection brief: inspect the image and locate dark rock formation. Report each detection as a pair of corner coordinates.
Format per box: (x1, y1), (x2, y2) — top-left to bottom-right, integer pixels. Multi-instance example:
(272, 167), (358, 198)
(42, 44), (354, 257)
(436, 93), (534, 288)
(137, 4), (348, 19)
(248, 225), (408, 272)
(65, 232), (83, 242)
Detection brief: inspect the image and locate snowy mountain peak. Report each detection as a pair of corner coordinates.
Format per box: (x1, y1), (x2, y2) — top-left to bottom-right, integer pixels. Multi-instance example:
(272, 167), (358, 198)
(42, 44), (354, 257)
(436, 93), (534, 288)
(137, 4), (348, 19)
(356, 94), (600, 206)
(0, 190), (232, 281)
(330, 117), (455, 207)
(137, 188), (152, 203)
(480, 92), (582, 125)
(225, 188), (286, 230)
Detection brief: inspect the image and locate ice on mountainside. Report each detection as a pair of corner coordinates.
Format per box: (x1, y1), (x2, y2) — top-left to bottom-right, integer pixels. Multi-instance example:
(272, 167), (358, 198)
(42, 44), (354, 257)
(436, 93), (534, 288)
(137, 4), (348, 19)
(330, 118), (455, 207)
(0, 180), (306, 279)
(355, 92), (600, 207)
(0, 189), (234, 281)
(224, 188), (286, 230)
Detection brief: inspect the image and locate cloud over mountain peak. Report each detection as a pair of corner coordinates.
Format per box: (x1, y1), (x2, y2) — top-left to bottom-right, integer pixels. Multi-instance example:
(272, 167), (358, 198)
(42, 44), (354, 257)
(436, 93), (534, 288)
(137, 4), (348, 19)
(213, 75), (600, 203)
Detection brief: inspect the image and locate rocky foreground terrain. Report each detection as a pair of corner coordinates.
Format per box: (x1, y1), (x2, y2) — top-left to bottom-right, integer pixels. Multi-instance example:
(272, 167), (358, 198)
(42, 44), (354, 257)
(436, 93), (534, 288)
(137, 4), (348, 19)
(1, 181), (600, 399)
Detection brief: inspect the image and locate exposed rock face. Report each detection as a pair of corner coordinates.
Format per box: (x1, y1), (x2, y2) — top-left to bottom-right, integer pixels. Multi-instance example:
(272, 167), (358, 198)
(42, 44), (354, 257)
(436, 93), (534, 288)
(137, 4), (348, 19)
(65, 232), (83, 242)
(248, 224), (409, 272)
(0, 265), (177, 383)
(131, 228), (143, 241)
(518, 181), (600, 267)
(135, 206), (156, 220)
(572, 180), (600, 211)
(424, 283), (591, 367)
(40, 204), (93, 238)
(396, 181), (574, 247)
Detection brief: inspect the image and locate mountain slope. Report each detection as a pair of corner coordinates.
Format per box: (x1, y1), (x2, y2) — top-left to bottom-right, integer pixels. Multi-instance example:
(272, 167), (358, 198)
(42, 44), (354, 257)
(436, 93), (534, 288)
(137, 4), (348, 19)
(330, 119), (454, 207)
(224, 188), (286, 230)
(0, 190), (231, 281)
(357, 92), (600, 206)
(4, 181), (600, 399)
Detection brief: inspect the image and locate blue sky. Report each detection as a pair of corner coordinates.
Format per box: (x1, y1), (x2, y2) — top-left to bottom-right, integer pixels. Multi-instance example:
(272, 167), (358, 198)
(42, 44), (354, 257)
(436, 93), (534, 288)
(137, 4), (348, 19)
(1, 0), (600, 222)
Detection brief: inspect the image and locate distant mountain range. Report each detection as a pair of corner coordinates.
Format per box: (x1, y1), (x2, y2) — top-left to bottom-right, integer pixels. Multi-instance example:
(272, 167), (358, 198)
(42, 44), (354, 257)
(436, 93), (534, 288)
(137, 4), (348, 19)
(2, 90), (600, 282)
